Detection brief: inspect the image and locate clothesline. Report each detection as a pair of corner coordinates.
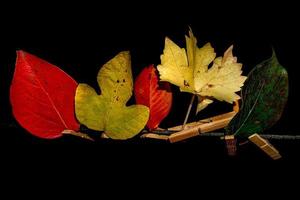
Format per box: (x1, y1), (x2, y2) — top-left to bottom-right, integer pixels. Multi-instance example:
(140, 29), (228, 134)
(150, 129), (300, 140)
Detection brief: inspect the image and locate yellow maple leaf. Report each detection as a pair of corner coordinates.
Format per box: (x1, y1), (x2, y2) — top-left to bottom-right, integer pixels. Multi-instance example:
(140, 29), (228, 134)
(157, 28), (247, 113)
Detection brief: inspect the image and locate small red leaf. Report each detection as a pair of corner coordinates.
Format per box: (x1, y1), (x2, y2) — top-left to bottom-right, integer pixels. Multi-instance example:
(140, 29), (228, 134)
(134, 65), (172, 130)
(10, 51), (80, 139)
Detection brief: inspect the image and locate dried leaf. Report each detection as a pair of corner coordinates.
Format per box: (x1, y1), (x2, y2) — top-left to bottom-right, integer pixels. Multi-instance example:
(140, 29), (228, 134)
(157, 28), (247, 113)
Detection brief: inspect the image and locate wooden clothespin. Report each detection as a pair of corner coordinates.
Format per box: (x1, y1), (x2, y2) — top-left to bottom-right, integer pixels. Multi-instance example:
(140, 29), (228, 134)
(168, 113), (234, 143)
(141, 101), (240, 142)
(248, 133), (281, 160)
(141, 111), (236, 142)
(224, 135), (237, 156)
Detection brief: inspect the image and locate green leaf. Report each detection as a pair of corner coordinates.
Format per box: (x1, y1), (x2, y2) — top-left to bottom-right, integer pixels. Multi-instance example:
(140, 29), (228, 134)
(75, 51), (149, 140)
(226, 50), (289, 138)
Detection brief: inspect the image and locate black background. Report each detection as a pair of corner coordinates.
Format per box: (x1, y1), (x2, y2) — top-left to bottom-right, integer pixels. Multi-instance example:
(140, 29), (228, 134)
(0, 1), (299, 165)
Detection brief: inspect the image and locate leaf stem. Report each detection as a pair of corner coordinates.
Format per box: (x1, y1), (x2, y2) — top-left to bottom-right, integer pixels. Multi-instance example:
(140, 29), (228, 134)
(62, 130), (94, 141)
(182, 94), (196, 130)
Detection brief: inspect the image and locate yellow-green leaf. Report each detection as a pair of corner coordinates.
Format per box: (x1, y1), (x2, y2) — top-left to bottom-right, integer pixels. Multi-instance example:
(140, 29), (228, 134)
(75, 51), (149, 140)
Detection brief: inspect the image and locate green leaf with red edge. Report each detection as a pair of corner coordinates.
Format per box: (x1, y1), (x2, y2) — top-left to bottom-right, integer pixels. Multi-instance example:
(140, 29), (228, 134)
(134, 65), (172, 130)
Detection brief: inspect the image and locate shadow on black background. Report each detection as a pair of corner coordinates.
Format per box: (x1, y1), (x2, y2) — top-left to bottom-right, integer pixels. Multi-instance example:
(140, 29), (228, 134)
(0, 1), (299, 168)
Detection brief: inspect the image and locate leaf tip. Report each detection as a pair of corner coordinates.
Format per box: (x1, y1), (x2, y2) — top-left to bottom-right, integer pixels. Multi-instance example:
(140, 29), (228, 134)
(188, 26), (194, 36)
(165, 37), (172, 43)
(119, 50), (131, 57)
(16, 50), (26, 59)
(227, 45), (234, 53)
(147, 64), (155, 70)
(270, 47), (279, 64)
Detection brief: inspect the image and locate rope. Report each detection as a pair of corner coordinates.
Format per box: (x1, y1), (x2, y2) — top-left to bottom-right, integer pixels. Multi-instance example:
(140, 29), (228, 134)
(199, 132), (300, 140)
(2, 123), (300, 140)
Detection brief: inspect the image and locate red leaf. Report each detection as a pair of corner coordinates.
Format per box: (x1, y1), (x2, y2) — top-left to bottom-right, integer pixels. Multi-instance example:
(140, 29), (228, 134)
(10, 51), (80, 139)
(134, 65), (172, 130)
